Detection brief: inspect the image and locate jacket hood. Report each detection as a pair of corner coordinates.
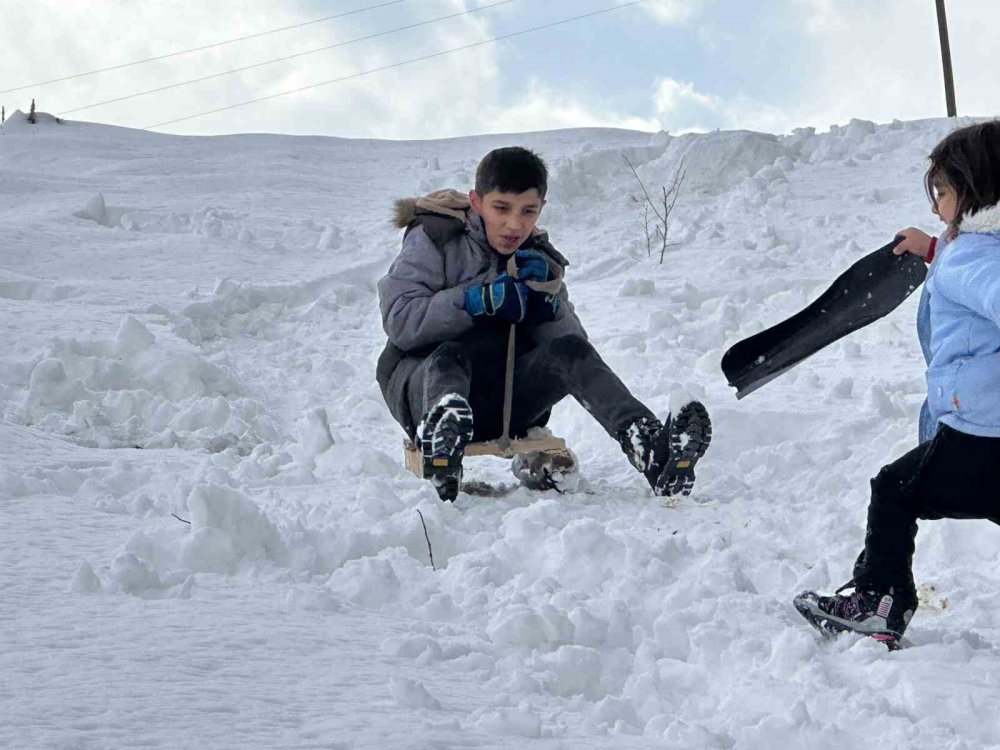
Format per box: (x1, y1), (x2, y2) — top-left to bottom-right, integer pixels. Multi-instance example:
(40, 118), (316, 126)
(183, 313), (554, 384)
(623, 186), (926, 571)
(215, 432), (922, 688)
(391, 188), (566, 268)
(960, 202), (1000, 234)
(392, 188), (469, 229)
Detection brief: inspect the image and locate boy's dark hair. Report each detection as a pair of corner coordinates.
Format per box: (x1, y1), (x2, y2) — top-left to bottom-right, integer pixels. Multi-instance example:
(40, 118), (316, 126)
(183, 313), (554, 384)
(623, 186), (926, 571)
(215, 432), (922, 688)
(475, 147), (548, 197)
(925, 120), (1000, 229)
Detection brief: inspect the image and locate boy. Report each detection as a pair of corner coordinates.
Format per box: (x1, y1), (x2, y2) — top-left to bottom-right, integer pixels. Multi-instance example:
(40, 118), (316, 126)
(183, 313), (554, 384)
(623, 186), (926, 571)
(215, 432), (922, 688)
(376, 146), (711, 501)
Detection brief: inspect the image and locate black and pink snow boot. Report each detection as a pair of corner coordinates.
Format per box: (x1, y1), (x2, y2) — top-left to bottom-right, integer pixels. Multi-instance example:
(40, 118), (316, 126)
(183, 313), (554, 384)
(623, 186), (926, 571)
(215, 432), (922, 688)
(794, 582), (916, 650)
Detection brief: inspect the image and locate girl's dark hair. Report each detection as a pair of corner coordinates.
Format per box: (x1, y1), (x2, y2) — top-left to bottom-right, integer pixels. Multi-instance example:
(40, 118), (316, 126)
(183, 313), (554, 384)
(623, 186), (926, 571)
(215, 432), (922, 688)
(475, 146), (548, 197)
(925, 120), (1000, 229)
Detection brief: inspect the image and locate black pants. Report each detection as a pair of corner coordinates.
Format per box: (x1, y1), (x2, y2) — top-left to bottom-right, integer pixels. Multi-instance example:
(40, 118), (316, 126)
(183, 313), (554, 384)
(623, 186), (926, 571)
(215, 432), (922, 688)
(403, 333), (654, 442)
(852, 424), (1000, 595)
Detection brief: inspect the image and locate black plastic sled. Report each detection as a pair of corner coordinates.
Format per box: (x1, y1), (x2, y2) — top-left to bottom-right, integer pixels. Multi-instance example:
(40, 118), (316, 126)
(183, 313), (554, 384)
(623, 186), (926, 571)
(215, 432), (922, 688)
(722, 237), (926, 399)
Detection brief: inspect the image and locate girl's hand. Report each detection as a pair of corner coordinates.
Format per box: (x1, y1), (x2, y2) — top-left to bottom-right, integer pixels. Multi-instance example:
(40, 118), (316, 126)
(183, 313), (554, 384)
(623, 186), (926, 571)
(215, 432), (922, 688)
(893, 227), (933, 258)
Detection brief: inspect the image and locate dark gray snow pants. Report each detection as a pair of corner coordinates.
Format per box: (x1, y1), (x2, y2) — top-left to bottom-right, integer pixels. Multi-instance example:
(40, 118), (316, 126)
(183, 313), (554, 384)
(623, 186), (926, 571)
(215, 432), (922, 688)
(388, 332), (654, 442)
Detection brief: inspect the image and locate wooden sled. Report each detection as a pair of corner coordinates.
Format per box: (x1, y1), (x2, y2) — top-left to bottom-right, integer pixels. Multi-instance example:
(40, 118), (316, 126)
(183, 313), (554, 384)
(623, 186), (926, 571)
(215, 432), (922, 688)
(403, 435), (567, 479)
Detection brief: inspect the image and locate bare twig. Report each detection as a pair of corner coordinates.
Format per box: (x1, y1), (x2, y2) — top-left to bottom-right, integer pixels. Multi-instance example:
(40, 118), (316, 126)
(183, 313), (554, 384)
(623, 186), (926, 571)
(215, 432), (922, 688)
(623, 154), (686, 264)
(642, 202), (652, 258)
(622, 155), (665, 224)
(660, 164), (686, 263)
(416, 509), (436, 570)
(171, 513), (191, 525)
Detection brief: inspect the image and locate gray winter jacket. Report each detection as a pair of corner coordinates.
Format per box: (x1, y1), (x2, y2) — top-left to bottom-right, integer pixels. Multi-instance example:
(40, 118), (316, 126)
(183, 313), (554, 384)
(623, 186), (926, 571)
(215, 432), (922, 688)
(376, 190), (586, 434)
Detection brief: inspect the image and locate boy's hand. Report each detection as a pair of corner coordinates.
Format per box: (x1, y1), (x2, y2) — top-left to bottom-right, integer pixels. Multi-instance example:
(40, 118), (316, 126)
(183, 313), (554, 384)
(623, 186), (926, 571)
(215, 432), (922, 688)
(514, 249), (550, 282)
(893, 228), (934, 259)
(526, 290), (559, 322)
(513, 250), (561, 323)
(463, 273), (528, 323)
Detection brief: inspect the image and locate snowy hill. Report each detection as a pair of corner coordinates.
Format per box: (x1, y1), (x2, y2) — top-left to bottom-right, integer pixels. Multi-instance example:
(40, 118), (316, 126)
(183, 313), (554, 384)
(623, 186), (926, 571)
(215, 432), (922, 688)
(3, 113), (999, 748)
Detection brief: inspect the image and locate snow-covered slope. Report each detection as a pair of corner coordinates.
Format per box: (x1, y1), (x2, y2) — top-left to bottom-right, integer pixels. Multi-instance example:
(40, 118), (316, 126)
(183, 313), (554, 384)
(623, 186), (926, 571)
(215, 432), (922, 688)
(3, 110), (999, 749)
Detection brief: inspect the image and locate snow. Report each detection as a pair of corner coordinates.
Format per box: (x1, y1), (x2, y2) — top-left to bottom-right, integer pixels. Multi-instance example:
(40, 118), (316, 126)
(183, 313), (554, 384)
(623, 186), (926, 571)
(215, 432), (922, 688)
(3, 111), (1000, 748)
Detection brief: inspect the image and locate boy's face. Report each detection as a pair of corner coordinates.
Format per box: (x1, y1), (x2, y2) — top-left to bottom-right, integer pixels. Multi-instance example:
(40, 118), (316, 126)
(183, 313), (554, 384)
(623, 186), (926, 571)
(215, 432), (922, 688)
(469, 188), (546, 255)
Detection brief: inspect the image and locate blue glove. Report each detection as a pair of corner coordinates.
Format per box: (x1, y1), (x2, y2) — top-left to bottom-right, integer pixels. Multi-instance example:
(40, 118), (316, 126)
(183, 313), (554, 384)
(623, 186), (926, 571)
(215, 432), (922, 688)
(527, 289), (559, 322)
(515, 249), (559, 322)
(514, 249), (550, 282)
(463, 273), (528, 323)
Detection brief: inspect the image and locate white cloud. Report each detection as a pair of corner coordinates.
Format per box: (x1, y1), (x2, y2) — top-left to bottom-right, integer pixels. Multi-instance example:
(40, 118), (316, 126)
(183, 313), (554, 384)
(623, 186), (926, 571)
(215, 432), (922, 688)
(644, 0), (701, 25)
(0, 1), (666, 139)
(651, 76), (741, 134)
(792, 0), (851, 35)
(647, 0), (1000, 137)
(6, 0), (997, 142)
(653, 77), (719, 117)
(479, 78), (660, 135)
(0, 1), (488, 136)
(781, 0), (999, 126)
(0, 1), (669, 140)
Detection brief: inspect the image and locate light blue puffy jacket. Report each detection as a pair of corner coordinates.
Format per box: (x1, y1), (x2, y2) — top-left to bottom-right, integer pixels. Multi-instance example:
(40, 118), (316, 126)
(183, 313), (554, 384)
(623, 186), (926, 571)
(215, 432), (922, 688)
(918, 203), (1000, 439)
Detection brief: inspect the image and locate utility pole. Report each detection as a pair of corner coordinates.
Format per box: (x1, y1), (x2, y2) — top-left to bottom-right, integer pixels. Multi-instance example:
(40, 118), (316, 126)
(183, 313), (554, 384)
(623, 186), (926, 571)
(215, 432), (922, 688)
(935, 0), (957, 117)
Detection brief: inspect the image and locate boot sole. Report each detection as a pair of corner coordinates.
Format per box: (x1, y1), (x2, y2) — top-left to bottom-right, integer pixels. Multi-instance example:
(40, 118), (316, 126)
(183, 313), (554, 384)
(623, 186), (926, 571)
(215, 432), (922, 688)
(793, 591), (908, 651)
(655, 401), (712, 498)
(421, 395), (474, 502)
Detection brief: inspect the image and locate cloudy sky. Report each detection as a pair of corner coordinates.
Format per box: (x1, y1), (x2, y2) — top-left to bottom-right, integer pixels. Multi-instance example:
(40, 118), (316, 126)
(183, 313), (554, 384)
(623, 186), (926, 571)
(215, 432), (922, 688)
(2, 0), (995, 139)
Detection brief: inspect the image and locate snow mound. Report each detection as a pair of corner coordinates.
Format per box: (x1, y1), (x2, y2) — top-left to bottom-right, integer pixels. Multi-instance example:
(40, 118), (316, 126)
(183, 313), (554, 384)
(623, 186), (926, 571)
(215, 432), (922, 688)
(389, 676), (443, 710)
(174, 275), (366, 344)
(551, 140), (666, 201)
(0, 272), (79, 301)
(119, 206), (344, 254)
(70, 561), (102, 594)
(72, 193), (135, 229)
(69, 195), (346, 257)
(469, 706), (543, 738)
(0, 108), (62, 131)
(13, 314), (278, 452)
(183, 483), (288, 573)
(640, 129), (790, 194)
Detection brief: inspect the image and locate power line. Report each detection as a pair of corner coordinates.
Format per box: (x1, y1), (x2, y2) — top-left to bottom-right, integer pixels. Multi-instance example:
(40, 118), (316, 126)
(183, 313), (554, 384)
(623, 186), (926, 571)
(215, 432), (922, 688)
(0, 0), (410, 95)
(146, 1), (646, 131)
(58, 0), (519, 117)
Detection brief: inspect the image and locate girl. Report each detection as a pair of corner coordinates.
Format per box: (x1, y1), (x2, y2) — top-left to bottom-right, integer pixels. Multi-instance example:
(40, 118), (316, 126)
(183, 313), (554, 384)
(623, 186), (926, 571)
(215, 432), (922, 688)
(795, 121), (1000, 649)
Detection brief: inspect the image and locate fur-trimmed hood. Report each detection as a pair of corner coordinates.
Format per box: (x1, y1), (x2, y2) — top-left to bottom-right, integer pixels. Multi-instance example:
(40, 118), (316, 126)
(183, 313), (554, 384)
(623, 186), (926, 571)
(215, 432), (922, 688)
(390, 188), (552, 248)
(392, 189), (470, 229)
(960, 202), (1000, 234)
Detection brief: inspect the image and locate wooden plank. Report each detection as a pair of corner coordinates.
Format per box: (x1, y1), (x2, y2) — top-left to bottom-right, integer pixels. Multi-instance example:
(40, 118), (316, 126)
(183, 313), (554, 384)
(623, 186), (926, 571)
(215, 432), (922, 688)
(403, 436), (567, 475)
(403, 440), (423, 478)
(465, 436), (566, 457)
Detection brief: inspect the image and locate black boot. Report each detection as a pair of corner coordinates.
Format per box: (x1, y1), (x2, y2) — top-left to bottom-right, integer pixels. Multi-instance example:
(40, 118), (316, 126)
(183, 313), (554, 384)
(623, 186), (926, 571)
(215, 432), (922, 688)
(616, 401), (712, 498)
(416, 393), (474, 502)
(617, 415), (670, 488)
